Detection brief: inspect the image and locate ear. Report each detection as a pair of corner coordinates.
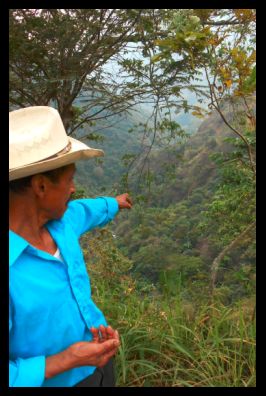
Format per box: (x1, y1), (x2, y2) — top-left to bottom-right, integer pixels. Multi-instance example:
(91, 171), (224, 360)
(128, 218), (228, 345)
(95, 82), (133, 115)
(30, 174), (49, 197)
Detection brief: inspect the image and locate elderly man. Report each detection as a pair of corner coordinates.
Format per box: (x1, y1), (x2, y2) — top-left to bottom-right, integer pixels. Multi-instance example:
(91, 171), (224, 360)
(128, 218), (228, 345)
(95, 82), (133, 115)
(9, 106), (133, 387)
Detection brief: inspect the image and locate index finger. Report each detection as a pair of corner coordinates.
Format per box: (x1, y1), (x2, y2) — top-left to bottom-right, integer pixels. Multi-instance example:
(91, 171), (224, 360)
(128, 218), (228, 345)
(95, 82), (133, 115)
(90, 327), (100, 343)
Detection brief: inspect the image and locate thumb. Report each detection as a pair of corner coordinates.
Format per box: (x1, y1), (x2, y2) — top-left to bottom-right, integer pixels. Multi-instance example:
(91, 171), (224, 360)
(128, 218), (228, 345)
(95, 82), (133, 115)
(100, 339), (120, 354)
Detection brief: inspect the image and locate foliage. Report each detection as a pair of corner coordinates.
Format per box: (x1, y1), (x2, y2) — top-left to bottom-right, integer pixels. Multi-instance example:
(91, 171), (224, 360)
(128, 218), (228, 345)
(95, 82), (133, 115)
(149, 9), (256, 294)
(112, 91), (256, 302)
(9, 9), (144, 130)
(10, 10), (187, 135)
(9, 8), (214, 184)
(151, 9), (256, 170)
(198, 154), (255, 247)
(82, 227), (256, 387)
(72, 10), (256, 386)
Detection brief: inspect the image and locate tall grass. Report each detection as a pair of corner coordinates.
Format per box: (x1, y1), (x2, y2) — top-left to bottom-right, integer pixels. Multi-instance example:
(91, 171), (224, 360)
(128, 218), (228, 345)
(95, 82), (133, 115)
(90, 273), (255, 386)
(83, 232), (256, 387)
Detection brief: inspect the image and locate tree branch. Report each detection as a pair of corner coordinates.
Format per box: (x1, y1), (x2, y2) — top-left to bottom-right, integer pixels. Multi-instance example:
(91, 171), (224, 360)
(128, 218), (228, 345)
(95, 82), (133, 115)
(210, 221), (256, 292)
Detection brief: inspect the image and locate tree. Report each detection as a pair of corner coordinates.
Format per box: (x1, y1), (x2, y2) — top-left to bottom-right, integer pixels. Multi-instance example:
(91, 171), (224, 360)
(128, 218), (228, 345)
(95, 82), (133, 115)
(150, 9), (256, 291)
(9, 9), (145, 132)
(10, 9), (183, 132)
(196, 10), (256, 290)
(9, 8), (210, 184)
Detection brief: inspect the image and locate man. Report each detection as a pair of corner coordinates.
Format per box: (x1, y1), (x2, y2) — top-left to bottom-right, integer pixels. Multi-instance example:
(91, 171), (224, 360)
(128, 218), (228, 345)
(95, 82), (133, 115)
(9, 106), (133, 387)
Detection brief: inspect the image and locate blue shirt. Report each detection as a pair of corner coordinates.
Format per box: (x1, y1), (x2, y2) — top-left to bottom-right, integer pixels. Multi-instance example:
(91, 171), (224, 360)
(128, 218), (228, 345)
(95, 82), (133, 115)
(9, 197), (119, 387)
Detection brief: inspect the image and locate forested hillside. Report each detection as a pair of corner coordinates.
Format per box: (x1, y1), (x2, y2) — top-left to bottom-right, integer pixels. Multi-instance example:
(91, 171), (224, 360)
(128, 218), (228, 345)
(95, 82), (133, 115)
(73, 89), (203, 195)
(10, 8), (256, 387)
(74, 112), (142, 194)
(78, 94), (256, 386)
(85, 95), (255, 304)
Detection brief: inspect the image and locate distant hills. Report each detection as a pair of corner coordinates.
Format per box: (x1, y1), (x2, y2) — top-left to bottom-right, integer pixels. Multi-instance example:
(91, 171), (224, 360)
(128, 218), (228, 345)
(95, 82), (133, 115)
(74, 92), (255, 203)
(73, 97), (206, 195)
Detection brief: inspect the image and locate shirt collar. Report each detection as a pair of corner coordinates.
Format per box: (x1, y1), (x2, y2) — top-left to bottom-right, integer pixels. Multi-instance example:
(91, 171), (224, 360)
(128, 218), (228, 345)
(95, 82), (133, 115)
(9, 230), (29, 267)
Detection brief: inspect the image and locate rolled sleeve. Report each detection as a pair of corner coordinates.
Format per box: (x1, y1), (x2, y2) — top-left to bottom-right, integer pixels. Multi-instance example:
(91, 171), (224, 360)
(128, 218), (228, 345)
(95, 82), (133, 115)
(100, 197), (119, 220)
(63, 197), (119, 237)
(9, 356), (45, 387)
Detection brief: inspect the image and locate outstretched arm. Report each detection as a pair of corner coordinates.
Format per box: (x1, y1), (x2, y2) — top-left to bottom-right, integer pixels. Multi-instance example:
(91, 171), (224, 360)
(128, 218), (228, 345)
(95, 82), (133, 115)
(64, 194), (132, 237)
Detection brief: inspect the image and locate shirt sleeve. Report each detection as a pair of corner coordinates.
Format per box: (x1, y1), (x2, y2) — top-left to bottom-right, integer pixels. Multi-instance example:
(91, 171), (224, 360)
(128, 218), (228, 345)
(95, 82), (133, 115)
(9, 356), (45, 387)
(9, 301), (45, 387)
(62, 197), (119, 237)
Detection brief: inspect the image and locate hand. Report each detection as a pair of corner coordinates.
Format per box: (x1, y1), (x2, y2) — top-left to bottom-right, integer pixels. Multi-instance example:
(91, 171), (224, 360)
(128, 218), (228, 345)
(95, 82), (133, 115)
(45, 326), (120, 379)
(66, 326), (120, 369)
(66, 337), (120, 369)
(116, 193), (133, 210)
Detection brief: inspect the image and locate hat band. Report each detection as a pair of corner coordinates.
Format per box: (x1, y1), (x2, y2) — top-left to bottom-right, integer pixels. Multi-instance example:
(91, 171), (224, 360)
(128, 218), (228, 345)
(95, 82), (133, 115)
(43, 140), (72, 161)
(27, 140), (72, 166)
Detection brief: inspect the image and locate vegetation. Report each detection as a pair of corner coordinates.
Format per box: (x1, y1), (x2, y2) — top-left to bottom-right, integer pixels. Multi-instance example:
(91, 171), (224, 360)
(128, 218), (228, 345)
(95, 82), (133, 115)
(81, 228), (255, 387)
(10, 8), (256, 387)
(9, 9), (192, 136)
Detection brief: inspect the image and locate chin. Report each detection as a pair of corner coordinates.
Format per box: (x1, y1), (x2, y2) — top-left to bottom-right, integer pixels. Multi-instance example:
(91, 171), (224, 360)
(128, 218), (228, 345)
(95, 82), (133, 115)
(55, 208), (67, 220)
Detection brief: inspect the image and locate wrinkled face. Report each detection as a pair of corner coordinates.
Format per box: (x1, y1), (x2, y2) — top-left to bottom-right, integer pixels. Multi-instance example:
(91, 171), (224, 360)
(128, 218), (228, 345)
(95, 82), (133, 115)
(43, 164), (76, 219)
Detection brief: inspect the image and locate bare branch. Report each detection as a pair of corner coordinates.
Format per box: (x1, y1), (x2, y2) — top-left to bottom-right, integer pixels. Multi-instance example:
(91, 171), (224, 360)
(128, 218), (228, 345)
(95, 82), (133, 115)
(210, 221), (256, 292)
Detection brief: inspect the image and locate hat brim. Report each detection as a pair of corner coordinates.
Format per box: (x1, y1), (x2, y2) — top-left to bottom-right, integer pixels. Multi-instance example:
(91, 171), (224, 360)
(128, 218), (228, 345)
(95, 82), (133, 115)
(9, 137), (104, 181)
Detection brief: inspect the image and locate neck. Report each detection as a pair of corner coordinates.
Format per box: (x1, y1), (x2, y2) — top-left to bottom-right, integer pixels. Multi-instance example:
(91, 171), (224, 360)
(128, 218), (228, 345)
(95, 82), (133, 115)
(9, 192), (48, 240)
(9, 190), (58, 255)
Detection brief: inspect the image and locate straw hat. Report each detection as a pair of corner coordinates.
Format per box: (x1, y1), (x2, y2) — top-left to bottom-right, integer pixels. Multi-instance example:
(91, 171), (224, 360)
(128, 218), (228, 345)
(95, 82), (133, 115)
(9, 106), (104, 181)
